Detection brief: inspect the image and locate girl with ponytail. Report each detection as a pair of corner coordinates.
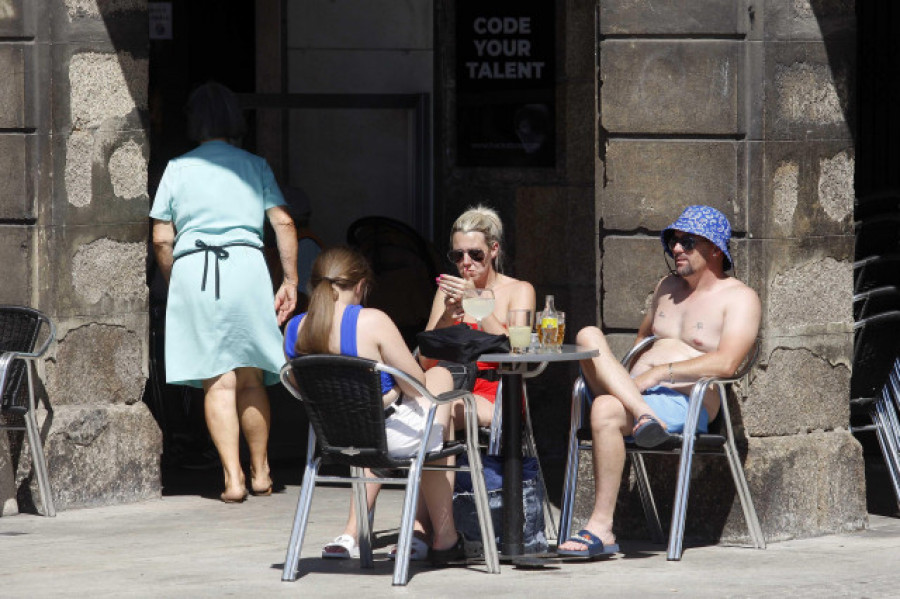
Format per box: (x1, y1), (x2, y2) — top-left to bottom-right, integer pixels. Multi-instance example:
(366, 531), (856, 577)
(283, 247), (466, 563)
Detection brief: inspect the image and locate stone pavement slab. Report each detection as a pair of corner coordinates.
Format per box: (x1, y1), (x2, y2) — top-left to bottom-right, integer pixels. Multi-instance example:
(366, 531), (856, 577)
(2, 484), (900, 598)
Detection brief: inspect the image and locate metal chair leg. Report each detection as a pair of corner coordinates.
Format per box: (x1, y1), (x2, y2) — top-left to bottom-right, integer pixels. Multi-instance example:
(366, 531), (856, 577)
(718, 383), (766, 550)
(631, 453), (664, 544)
(393, 456), (425, 586)
(667, 433), (697, 561)
(559, 377), (587, 543)
(352, 467), (374, 569)
(666, 382), (709, 561)
(25, 368), (55, 517)
(282, 430), (320, 582)
(723, 437), (766, 550)
(464, 396), (500, 574)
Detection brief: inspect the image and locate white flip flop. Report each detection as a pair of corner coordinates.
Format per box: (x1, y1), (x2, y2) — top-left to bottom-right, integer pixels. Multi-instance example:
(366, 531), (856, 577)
(388, 535), (430, 561)
(322, 534), (359, 559)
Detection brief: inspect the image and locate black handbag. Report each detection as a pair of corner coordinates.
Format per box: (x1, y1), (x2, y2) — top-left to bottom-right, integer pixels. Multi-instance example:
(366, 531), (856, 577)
(416, 324), (510, 363)
(418, 325), (509, 392)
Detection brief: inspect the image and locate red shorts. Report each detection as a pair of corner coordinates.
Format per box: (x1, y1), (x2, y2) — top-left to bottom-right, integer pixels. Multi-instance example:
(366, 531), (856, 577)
(473, 360), (499, 403)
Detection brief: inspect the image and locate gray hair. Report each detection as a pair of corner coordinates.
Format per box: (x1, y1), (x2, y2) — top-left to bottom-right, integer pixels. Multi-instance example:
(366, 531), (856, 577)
(185, 81), (246, 144)
(450, 205), (505, 273)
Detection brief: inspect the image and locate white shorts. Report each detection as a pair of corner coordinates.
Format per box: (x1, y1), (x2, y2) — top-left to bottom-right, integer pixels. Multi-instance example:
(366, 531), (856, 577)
(384, 397), (444, 458)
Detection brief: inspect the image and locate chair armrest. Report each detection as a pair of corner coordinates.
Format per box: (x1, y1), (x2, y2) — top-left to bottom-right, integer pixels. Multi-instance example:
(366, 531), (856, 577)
(621, 335), (658, 369)
(5, 313), (56, 360)
(434, 389), (475, 403)
(0, 352), (14, 401)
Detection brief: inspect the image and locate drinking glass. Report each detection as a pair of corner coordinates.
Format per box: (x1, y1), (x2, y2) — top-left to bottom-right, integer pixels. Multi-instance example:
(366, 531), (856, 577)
(539, 310), (565, 352)
(555, 311), (566, 350)
(507, 309), (533, 354)
(462, 287), (495, 330)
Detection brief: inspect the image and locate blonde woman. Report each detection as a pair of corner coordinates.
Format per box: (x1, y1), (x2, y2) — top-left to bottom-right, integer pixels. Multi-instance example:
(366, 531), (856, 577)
(424, 205), (536, 426)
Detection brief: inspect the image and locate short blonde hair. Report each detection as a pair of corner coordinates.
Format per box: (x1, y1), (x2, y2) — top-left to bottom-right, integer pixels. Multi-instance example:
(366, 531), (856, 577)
(450, 205), (505, 272)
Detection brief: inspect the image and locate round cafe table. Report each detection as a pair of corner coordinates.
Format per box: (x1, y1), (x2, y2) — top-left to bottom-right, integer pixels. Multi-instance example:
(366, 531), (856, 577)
(477, 344), (598, 562)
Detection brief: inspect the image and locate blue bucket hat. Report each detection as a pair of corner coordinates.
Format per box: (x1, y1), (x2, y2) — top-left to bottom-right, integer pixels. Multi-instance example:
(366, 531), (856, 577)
(661, 205), (733, 270)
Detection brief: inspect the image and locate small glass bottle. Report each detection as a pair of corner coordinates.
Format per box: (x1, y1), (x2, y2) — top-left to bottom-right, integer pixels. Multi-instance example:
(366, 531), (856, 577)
(540, 295), (560, 352)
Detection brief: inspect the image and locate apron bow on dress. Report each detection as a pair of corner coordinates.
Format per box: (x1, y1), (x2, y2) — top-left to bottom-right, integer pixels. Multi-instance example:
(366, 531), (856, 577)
(174, 239), (263, 299)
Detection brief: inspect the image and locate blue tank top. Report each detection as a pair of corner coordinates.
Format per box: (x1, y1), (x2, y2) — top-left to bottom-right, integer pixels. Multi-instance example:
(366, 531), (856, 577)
(284, 304), (397, 394)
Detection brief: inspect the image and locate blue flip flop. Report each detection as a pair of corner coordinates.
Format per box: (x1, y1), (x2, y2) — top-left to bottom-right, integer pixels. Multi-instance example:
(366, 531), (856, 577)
(556, 529), (619, 558)
(632, 413), (672, 448)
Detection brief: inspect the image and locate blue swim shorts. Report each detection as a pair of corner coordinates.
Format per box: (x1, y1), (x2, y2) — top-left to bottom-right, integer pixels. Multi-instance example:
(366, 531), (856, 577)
(639, 385), (709, 434)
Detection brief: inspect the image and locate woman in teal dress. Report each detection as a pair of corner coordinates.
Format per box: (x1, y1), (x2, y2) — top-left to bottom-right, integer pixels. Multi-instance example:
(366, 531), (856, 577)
(150, 82), (298, 502)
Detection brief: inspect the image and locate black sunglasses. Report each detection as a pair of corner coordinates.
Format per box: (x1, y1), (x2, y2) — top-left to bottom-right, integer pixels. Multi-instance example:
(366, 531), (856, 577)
(665, 234), (698, 252)
(447, 248), (486, 263)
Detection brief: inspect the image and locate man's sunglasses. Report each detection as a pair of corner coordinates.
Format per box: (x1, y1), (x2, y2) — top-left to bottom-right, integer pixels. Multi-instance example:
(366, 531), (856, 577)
(447, 248), (486, 263)
(665, 234), (698, 252)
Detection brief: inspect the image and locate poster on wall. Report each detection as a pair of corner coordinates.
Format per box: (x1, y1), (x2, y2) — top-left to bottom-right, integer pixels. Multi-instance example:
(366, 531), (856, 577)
(456, 1), (555, 167)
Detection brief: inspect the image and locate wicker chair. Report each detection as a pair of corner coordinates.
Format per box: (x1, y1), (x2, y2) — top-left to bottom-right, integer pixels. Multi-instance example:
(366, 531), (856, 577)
(558, 335), (765, 560)
(280, 354), (499, 586)
(0, 305), (56, 516)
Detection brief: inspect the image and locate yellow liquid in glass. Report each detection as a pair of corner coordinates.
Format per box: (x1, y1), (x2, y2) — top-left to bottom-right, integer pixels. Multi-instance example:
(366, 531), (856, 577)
(508, 326), (532, 351)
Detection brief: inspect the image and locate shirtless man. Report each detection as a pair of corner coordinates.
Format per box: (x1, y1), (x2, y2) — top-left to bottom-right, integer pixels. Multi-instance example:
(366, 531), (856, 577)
(556, 205), (761, 558)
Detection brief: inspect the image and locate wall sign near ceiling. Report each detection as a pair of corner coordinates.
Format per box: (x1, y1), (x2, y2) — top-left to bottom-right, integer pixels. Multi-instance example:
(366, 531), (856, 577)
(456, 1), (556, 167)
(149, 2), (173, 40)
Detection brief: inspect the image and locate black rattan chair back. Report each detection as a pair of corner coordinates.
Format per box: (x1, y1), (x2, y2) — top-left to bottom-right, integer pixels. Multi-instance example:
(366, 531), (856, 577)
(0, 306), (43, 415)
(288, 354), (403, 469)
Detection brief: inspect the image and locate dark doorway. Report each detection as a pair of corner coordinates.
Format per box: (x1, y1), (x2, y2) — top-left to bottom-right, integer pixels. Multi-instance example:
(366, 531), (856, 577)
(145, 0), (305, 496)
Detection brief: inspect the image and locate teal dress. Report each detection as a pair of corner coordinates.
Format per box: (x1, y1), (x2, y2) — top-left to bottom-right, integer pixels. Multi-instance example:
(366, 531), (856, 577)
(150, 140), (286, 387)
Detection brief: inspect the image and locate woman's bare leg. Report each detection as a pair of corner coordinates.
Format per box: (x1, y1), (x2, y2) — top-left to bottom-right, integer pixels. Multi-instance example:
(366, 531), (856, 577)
(234, 367), (272, 493)
(203, 371), (246, 501)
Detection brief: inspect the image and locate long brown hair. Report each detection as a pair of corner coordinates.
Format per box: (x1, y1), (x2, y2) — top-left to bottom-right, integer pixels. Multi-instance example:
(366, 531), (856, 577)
(295, 247), (373, 355)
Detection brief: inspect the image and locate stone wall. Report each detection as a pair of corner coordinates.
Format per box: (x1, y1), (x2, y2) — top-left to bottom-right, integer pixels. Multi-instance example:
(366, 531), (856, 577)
(0, 0), (159, 514)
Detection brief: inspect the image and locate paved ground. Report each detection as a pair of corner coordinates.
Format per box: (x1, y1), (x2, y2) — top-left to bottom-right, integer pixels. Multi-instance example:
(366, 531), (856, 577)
(3, 479), (900, 598)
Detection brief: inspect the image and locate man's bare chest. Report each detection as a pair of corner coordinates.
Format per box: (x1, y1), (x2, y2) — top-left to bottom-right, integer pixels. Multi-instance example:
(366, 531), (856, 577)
(652, 296), (724, 352)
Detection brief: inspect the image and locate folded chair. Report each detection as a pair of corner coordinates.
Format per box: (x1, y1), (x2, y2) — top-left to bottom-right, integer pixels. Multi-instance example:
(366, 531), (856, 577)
(558, 335), (765, 560)
(0, 305), (56, 517)
(280, 354), (499, 586)
(851, 358), (900, 511)
(849, 312), (900, 511)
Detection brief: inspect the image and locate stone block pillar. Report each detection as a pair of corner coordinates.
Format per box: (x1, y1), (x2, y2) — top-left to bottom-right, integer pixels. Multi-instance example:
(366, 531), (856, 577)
(0, 0), (160, 513)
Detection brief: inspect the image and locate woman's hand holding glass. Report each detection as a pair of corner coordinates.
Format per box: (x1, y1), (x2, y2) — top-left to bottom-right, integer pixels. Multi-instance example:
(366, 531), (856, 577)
(436, 274), (468, 322)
